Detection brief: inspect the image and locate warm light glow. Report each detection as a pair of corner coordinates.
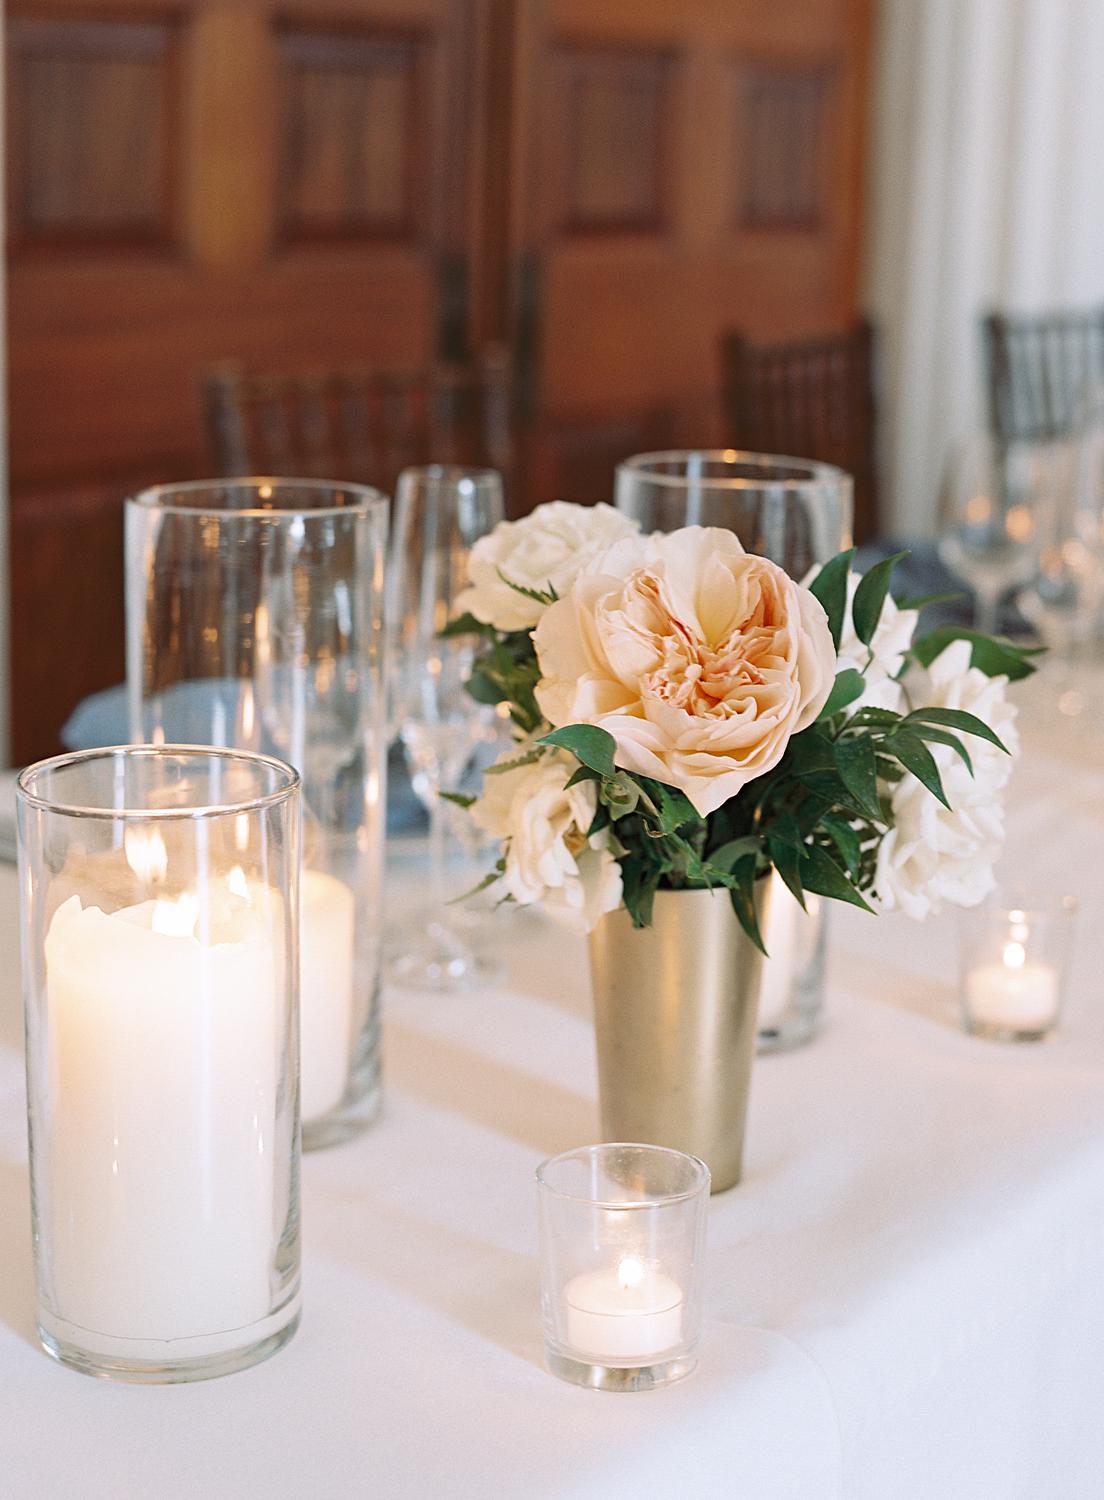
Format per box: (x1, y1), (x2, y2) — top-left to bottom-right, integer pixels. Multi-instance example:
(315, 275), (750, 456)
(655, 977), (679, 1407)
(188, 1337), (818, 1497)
(227, 865), (250, 900)
(234, 813), (250, 851)
(259, 484), (273, 501)
(617, 1256), (645, 1291)
(1002, 941), (1026, 971)
(151, 893), (199, 938)
(125, 826), (168, 884)
(1006, 504), (1033, 542)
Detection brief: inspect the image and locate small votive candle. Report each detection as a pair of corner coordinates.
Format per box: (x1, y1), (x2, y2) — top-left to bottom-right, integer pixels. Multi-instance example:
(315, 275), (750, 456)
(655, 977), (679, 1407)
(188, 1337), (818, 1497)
(959, 895), (1077, 1041)
(536, 1143), (709, 1391)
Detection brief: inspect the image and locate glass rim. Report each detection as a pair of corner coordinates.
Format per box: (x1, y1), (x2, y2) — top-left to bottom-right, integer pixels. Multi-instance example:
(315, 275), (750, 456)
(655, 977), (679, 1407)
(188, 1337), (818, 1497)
(615, 449), (850, 490)
(127, 476), (389, 520)
(535, 1143), (711, 1208)
(16, 744), (301, 821)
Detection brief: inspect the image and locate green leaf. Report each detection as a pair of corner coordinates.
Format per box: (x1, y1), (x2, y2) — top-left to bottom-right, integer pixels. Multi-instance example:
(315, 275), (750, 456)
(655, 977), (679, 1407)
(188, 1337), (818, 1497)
(779, 727), (838, 777)
(495, 569), (557, 606)
(539, 724), (617, 778)
(483, 746), (546, 775)
(638, 777), (702, 835)
(708, 836), (762, 872)
(902, 706), (1009, 754)
(729, 860), (767, 954)
(820, 814), (862, 878)
(807, 549), (855, 651)
(447, 870), (500, 903)
(908, 724), (972, 773)
(817, 668), (867, 721)
(767, 832), (808, 910)
(885, 728), (950, 808)
(621, 862), (659, 929)
(832, 735), (881, 819)
(845, 706), (902, 731)
(564, 765), (600, 790)
(852, 550), (908, 645)
(585, 802), (611, 838)
(440, 611), (494, 639)
(909, 626), (1041, 681)
(466, 667), (508, 705)
(800, 844), (874, 912)
(439, 790), (476, 810)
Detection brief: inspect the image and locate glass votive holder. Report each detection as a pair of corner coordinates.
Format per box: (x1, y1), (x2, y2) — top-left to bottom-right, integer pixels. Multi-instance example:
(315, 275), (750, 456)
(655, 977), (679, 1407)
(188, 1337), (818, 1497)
(536, 1143), (709, 1392)
(16, 745), (302, 1382)
(959, 894), (1078, 1042)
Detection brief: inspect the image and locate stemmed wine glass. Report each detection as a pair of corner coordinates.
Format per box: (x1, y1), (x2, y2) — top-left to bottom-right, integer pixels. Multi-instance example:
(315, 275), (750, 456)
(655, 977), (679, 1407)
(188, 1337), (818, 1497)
(936, 435), (1040, 635)
(387, 466), (505, 988)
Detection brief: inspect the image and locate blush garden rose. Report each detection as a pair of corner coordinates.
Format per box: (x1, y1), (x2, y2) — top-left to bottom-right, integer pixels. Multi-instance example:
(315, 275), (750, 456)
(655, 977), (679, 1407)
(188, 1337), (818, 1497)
(450, 503), (1034, 941)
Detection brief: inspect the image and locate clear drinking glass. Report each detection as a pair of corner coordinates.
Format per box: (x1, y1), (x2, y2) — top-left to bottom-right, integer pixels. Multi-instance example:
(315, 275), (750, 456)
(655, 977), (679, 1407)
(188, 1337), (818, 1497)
(616, 450), (850, 1047)
(387, 465), (505, 988)
(125, 479), (388, 1149)
(16, 746), (301, 1382)
(937, 435), (1042, 635)
(615, 449), (852, 575)
(536, 1143), (709, 1391)
(959, 893), (1078, 1042)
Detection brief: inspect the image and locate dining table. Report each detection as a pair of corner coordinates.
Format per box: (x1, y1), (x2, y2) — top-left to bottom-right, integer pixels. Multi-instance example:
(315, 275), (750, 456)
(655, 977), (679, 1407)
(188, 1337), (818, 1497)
(0, 679), (1102, 1499)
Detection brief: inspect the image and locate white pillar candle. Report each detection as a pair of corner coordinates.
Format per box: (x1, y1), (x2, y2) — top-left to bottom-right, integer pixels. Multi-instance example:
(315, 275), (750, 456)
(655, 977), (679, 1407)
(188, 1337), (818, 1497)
(44, 892), (279, 1344)
(564, 1256), (683, 1361)
(299, 870), (356, 1123)
(966, 940), (1059, 1030)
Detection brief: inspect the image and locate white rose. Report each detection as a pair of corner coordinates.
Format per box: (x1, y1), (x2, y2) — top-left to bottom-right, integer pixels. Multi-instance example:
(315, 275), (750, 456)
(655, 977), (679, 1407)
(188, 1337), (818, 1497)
(873, 640), (1019, 920)
(804, 565), (919, 713)
(457, 501), (639, 632)
(470, 747), (623, 932)
(534, 527), (836, 817)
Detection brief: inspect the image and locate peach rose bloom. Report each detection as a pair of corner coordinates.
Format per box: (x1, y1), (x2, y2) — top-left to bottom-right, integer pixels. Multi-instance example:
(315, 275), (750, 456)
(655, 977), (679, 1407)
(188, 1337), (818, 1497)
(534, 527), (836, 817)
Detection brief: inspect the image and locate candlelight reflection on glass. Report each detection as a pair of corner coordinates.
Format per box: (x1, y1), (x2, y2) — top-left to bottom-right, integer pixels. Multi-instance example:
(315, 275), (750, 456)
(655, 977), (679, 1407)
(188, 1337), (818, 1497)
(959, 893), (1078, 1041)
(537, 1143), (709, 1391)
(15, 746), (302, 1383)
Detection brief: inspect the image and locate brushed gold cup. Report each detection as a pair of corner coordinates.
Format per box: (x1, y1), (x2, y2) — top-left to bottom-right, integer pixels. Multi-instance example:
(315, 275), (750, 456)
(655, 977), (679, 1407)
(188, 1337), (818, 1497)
(587, 884), (770, 1193)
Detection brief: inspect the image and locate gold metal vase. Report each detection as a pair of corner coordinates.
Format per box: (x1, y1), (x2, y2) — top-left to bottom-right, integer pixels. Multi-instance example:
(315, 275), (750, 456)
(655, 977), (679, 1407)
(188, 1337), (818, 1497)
(587, 885), (770, 1193)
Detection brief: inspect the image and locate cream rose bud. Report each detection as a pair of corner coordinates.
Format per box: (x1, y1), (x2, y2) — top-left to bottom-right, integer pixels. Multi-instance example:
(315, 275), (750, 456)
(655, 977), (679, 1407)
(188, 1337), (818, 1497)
(534, 526), (837, 818)
(456, 501), (639, 633)
(470, 748), (623, 933)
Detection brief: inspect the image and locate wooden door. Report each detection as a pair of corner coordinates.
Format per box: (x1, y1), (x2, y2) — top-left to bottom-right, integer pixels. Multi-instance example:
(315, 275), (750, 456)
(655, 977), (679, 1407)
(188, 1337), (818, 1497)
(499, 0), (872, 506)
(6, 0), (483, 760)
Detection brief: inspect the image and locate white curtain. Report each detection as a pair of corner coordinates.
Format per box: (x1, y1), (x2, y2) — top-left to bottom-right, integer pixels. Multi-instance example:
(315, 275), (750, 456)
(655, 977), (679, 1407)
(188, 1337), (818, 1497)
(0, 10), (8, 768)
(865, 0), (1104, 537)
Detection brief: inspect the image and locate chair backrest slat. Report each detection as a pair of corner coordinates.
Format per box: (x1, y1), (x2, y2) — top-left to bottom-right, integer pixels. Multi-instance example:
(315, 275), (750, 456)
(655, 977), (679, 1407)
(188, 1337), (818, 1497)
(721, 320), (878, 540)
(983, 307), (1104, 446)
(203, 351), (515, 498)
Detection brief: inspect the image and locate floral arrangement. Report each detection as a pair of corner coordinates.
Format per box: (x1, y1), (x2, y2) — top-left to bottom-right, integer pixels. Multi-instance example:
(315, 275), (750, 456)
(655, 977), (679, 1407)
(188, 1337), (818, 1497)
(447, 502), (1036, 947)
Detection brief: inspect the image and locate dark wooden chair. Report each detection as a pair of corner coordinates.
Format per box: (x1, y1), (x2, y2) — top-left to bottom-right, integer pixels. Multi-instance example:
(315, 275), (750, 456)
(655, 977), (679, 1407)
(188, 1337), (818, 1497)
(720, 320), (879, 541)
(982, 306), (1104, 447)
(202, 348), (515, 499)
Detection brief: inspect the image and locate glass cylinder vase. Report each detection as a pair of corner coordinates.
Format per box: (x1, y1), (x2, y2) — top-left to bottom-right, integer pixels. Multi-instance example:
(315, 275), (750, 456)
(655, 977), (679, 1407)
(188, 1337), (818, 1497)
(616, 450), (851, 1048)
(125, 479), (388, 1149)
(16, 745), (301, 1382)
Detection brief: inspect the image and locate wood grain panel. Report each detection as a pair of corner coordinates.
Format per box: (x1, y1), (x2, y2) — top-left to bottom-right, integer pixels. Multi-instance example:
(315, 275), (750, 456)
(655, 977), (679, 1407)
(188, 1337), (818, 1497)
(554, 43), (672, 233)
(277, 25), (427, 243)
(8, 15), (177, 252)
(736, 62), (832, 231)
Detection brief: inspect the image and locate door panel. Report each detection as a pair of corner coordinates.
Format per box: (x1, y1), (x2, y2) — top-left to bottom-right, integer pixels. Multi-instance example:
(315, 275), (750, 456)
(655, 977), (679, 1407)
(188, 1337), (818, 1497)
(507, 0), (872, 505)
(6, 0), (479, 759)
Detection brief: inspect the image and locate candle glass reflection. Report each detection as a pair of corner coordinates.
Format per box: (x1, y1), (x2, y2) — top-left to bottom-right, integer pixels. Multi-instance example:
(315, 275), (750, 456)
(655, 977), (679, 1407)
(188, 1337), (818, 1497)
(16, 746), (301, 1382)
(126, 480), (388, 1150)
(959, 893), (1078, 1041)
(536, 1143), (709, 1391)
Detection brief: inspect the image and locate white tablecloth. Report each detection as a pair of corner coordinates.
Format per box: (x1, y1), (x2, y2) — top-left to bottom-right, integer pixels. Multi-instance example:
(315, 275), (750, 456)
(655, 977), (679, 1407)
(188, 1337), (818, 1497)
(0, 727), (1102, 1499)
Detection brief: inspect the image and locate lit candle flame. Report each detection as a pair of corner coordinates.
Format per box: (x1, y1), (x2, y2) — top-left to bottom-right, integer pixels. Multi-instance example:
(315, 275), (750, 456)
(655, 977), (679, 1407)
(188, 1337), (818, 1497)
(151, 893), (199, 938)
(227, 865), (250, 901)
(124, 826), (168, 884)
(617, 1256), (645, 1291)
(1002, 941), (1026, 971)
